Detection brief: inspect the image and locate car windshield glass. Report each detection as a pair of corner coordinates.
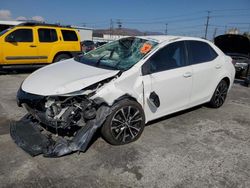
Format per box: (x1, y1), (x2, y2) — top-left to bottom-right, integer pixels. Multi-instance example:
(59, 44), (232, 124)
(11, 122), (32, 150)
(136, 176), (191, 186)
(75, 37), (158, 71)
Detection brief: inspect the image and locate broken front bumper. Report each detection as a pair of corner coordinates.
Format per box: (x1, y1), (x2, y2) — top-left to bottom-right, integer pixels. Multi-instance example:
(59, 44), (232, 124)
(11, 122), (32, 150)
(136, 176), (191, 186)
(10, 105), (111, 157)
(10, 116), (49, 156)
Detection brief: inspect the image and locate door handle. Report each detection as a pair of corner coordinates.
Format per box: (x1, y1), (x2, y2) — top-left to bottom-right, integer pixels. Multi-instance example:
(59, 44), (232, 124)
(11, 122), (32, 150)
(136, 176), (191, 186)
(215, 65), (222, 69)
(183, 72), (192, 78)
(29, 45), (37, 47)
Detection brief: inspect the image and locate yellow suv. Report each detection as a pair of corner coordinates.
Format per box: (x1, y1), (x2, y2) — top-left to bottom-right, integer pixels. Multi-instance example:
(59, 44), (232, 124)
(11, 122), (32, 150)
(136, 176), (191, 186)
(0, 23), (81, 68)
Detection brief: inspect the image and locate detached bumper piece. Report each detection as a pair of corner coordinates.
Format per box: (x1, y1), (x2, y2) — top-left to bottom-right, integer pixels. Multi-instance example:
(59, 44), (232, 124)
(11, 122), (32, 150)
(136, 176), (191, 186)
(10, 117), (49, 156)
(10, 106), (111, 157)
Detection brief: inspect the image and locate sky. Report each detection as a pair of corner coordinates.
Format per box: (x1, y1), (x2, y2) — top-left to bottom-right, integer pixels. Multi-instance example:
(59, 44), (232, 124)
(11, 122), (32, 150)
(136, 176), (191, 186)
(1, 0), (250, 39)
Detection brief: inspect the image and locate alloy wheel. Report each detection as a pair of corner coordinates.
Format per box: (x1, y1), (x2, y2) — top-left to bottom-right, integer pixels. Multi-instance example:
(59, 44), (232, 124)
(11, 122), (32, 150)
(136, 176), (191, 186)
(214, 81), (228, 107)
(110, 106), (143, 143)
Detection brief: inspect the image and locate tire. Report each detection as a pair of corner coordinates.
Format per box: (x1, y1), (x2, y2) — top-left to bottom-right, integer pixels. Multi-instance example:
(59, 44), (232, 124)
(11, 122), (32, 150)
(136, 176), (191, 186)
(208, 80), (229, 108)
(101, 99), (145, 145)
(53, 54), (71, 62)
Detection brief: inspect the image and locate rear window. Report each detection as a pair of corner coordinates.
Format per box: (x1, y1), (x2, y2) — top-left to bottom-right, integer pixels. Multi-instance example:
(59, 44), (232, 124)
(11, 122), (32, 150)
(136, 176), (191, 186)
(187, 41), (218, 64)
(61, 30), (78, 41)
(38, 28), (57, 42)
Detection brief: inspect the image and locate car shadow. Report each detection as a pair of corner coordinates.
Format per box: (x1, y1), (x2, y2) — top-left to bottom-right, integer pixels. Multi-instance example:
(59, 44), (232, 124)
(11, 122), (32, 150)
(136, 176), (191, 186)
(0, 67), (40, 75)
(88, 105), (205, 151)
(146, 105), (203, 126)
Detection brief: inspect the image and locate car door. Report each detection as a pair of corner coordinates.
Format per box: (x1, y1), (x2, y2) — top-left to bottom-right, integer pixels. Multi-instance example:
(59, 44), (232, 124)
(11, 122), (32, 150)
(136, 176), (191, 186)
(3, 28), (39, 64)
(142, 41), (193, 121)
(186, 40), (220, 107)
(36, 27), (59, 63)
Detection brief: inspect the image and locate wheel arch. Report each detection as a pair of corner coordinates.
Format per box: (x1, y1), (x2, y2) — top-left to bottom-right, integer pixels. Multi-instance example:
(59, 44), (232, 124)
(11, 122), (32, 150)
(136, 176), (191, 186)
(52, 51), (73, 62)
(209, 76), (231, 102)
(100, 94), (146, 145)
(222, 77), (230, 87)
(112, 94), (139, 105)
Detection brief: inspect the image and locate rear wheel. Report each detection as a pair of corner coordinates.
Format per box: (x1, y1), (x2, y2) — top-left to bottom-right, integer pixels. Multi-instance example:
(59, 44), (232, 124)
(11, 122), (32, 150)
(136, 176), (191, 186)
(208, 80), (229, 108)
(101, 99), (145, 145)
(53, 54), (71, 62)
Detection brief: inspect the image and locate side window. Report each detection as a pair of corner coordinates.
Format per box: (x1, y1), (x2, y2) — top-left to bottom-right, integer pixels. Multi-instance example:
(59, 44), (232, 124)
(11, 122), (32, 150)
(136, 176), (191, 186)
(38, 28), (58, 42)
(61, 30), (78, 41)
(5, 29), (33, 42)
(147, 41), (186, 73)
(187, 41), (218, 65)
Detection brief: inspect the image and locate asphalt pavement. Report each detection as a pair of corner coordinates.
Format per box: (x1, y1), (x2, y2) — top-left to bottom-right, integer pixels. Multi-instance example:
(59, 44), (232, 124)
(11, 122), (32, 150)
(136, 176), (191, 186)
(0, 73), (250, 188)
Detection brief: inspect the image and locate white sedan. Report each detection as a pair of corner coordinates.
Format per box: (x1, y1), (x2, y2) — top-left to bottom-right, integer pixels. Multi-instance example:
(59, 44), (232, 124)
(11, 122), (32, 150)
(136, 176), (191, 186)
(12, 36), (235, 157)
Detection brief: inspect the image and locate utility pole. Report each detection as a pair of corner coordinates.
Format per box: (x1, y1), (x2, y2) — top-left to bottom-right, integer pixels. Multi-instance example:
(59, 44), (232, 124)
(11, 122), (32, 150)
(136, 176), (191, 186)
(212, 28), (217, 41)
(204, 11), (210, 39)
(110, 19), (114, 39)
(224, 25), (227, 34)
(117, 19), (122, 36)
(165, 23), (168, 35)
(117, 19), (122, 29)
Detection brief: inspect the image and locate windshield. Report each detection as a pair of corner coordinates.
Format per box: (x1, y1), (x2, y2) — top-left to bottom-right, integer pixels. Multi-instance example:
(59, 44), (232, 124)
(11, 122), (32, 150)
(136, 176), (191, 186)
(75, 37), (158, 71)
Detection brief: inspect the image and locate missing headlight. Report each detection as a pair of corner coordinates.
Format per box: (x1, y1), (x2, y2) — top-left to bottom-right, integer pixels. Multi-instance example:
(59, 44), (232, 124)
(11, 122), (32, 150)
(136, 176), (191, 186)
(43, 96), (97, 130)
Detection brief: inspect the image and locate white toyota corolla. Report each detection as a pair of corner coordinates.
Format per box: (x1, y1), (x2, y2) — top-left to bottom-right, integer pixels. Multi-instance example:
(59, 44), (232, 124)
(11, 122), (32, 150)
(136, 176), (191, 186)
(11, 36), (235, 157)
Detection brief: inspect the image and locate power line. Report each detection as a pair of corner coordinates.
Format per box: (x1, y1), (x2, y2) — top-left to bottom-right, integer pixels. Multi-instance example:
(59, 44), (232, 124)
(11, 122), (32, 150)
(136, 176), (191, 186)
(114, 11), (206, 22)
(228, 22), (250, 25)
(169, 24), (204, 31)
(209, 8), (250, 12)
(122, 16), (205, 25)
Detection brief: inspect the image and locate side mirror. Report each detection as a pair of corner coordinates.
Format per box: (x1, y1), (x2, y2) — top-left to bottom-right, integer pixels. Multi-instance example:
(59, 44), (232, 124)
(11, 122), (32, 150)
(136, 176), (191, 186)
(5, 35), (17, 43)
(141, 62), (152, 75)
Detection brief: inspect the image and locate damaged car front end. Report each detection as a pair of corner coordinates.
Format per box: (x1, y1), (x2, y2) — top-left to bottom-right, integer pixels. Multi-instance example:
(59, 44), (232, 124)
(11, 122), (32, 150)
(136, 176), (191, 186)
(12, 80), (113, 157)
(10, 36), (158, 157)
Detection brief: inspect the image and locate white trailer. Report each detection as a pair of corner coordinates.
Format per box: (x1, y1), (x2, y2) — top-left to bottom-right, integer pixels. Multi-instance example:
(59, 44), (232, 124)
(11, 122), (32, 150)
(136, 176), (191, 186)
(72, 26), (93, 41)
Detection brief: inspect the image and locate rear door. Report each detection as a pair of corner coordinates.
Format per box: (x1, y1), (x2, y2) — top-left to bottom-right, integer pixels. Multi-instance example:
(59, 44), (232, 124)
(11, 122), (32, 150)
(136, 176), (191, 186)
(142, 41), (193, 121)
(2, 28), (39, 64)
(186, 40), (220, 106)
(36, 27), (59, 63)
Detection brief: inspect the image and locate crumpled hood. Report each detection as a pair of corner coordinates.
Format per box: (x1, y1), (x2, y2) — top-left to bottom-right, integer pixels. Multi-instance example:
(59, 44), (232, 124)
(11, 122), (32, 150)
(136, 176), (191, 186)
(22, 58), (119, 96)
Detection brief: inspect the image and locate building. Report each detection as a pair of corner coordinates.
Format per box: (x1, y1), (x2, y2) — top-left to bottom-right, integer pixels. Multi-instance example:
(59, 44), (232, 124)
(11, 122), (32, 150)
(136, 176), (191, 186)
(71, 26), (93, 41)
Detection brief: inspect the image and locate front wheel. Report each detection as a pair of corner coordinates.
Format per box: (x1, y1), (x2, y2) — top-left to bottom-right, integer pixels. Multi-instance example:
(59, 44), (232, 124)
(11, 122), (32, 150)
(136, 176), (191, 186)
(208, 80), (229, 108)
(101, 99), (145, 145)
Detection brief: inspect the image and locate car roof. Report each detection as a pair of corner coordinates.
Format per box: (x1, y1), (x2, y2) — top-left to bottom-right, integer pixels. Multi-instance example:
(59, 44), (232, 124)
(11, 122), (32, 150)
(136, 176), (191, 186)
(138, 35), (208, 44)
(0, 20), (24, 26)
(16, 22), (74, 29)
